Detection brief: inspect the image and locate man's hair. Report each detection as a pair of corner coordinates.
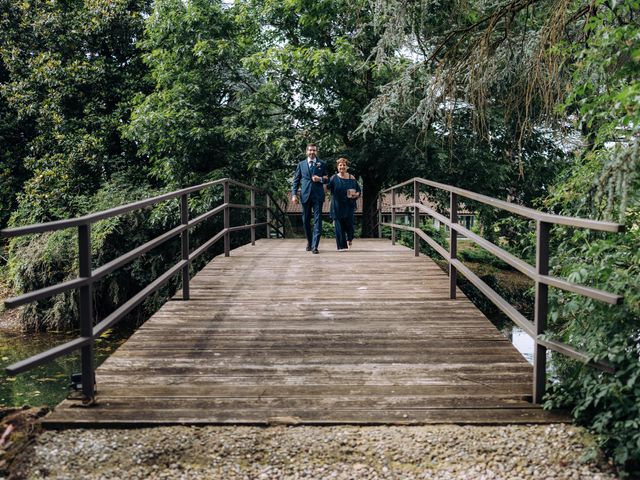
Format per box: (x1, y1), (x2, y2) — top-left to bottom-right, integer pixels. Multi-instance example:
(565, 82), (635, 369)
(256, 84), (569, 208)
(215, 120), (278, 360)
(306, 143), (317, 149)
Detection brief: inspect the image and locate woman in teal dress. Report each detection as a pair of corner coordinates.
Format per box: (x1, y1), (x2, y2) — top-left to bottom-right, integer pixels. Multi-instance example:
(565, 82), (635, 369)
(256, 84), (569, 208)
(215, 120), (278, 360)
(327, 158), (361, 250)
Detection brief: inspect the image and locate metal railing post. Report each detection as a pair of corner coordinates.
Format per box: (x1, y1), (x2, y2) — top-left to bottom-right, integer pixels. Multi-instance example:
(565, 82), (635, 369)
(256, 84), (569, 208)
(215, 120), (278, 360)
(224, 180), (230, 256)
(78, 224), (95, 402)
(449, 192), (458, 299)
(251, 189), (256, 246)
(180, 193), (190, 300)
(534, 221), (551, 403)
(266, 195), (272, 239)
(391, 189), (396, 245)
(414, 180), (419, 256)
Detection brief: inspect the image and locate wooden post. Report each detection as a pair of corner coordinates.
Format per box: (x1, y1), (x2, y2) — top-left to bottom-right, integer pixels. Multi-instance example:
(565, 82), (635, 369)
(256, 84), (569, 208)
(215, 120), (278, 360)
(78, 224), (95, 402)
(180, 193), (190, 300)
(533, 221), (550, 403)
(414, 180), (419, 256)
(224, 180), (230, 257)
(391, 188), (396, 245)
(449, 192), (458, 299)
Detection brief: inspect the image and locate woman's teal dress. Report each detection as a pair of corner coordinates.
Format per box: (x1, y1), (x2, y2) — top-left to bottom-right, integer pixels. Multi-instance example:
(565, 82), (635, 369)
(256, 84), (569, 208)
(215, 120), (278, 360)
(327, 175), (361, 249)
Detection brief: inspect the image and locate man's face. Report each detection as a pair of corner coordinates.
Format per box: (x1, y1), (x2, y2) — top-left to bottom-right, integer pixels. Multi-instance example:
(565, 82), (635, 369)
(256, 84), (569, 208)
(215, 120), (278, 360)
(306, 146), (318, 159)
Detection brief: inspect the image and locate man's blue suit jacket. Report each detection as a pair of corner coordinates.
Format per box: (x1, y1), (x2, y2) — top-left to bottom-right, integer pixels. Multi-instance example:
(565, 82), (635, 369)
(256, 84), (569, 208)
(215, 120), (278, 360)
(291, 158), (327, 204)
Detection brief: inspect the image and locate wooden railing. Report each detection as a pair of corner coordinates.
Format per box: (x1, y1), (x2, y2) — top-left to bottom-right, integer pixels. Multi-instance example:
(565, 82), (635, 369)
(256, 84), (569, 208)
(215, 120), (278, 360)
(1, 178), (286, 403)
(379, 177), (625, 403)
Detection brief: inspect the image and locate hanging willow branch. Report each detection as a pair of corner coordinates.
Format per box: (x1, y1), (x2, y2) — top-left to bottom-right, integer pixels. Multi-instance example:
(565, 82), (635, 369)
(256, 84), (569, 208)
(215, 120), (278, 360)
(365, 0), (596, 143)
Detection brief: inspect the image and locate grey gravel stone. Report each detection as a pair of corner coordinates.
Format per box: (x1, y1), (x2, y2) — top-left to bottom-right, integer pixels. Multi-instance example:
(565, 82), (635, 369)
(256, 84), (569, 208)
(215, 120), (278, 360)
(9, 424), (618, 479)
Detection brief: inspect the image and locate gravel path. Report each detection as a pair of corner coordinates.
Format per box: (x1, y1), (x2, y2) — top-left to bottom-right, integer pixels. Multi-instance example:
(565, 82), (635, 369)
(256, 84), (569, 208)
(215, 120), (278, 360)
(8, 424), (618, 479)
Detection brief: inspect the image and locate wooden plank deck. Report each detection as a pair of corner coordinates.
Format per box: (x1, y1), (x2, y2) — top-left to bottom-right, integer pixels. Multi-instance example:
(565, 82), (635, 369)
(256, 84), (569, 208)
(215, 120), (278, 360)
(43, 239), (568, 426)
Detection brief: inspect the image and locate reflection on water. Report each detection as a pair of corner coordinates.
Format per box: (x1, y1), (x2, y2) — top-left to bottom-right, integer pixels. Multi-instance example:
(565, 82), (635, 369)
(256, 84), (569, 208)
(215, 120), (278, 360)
(503, 326), (534, 364)
(0, 328), (130, 408)
(499, 325), (556, 380)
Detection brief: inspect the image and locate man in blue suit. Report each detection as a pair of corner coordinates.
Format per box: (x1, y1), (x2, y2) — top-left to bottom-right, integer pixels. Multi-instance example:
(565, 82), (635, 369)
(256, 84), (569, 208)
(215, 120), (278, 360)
(291, 143), (328, 254)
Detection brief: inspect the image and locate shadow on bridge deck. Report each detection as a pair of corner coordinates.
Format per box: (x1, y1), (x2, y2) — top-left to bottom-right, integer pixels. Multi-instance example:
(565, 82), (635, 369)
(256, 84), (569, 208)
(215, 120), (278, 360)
(43, 239), (568, 427)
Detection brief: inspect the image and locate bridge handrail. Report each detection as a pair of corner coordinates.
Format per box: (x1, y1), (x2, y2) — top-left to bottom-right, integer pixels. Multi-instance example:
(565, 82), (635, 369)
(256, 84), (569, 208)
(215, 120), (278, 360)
(381, 177), (624, 233)
(379, 177), (625, 404)
(1, 178), (286, 403)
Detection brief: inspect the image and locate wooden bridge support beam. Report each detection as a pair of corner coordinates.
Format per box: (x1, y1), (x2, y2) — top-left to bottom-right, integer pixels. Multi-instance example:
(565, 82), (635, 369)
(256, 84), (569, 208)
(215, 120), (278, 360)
(266, 196), (272, 239)
(391, 189), (396, 245)
(251, 189), (256, 246)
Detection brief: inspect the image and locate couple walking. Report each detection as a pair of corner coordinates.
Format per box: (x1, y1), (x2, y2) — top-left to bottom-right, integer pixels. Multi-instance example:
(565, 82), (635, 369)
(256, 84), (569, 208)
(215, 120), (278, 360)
(291, 144), (361, 254)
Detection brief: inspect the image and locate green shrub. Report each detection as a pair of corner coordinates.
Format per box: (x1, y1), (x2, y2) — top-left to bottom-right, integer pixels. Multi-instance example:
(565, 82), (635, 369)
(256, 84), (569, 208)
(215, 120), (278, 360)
(493, 216), (537, 264)
(458, 246), (511, 270)
(544, 220), (640, 477)
(321, 218), (336, 238)
(6, 178), (230, 332)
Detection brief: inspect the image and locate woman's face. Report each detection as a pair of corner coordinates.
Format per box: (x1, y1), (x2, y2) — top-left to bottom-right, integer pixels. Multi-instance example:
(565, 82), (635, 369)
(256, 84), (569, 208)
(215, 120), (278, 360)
(337, 161), (348, 174)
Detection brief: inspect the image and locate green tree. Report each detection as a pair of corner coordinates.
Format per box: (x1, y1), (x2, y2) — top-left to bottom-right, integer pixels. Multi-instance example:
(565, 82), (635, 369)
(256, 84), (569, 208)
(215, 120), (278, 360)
(0, 1), (34, 229)
(360, 0), (574, 204)
(233, 0), (426, 236)
(1, 0), (161, 331)
(0, 68), (30, 230)
(125, 0), (254, 187)
(0, 0), (151, 225)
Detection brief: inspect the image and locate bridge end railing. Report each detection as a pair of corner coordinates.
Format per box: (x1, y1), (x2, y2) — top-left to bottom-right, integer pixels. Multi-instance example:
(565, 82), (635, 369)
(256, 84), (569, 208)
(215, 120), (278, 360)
(1, 178), (286, 405)
(379, 177), (624, 404)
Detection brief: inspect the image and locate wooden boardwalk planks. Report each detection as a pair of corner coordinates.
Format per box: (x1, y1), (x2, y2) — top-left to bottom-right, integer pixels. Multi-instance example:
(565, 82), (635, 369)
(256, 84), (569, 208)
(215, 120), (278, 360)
(43, 239), (568, 426)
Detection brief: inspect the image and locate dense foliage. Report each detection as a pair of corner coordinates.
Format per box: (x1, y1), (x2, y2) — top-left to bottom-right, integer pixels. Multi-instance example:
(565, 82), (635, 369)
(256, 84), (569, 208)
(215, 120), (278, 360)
(0, 0), (152, 225)
(230, 0), (428, 236)
(540, 1), (640, 473)
(125, 0), (252, 186)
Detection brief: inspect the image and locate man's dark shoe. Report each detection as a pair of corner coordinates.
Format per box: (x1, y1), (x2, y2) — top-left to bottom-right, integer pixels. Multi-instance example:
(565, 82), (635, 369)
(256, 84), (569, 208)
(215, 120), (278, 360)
(312, 248), (319, 254)
(306, 245), (312, 251)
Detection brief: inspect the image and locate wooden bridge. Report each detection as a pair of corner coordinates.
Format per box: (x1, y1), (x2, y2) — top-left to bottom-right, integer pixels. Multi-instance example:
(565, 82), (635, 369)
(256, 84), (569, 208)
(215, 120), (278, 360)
(2, 177), (624, 427)
(43, 239), (566, 426)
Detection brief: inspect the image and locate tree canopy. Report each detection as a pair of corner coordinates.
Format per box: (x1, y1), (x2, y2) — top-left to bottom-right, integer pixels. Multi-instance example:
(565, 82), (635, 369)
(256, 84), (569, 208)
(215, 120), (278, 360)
(0, 0), (151, 225)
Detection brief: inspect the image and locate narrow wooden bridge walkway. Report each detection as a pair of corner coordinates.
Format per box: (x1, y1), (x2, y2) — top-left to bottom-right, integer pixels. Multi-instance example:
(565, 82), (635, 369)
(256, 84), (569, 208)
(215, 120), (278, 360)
(44, 239), (567, 426)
